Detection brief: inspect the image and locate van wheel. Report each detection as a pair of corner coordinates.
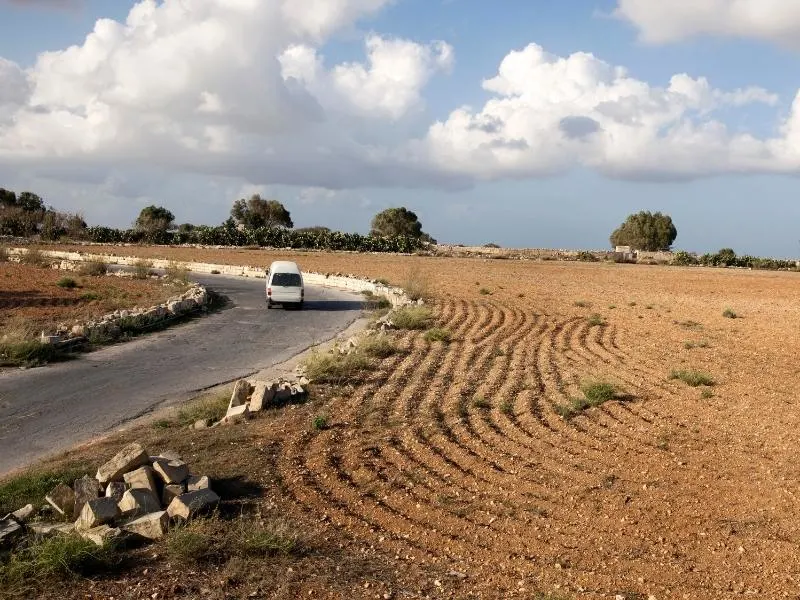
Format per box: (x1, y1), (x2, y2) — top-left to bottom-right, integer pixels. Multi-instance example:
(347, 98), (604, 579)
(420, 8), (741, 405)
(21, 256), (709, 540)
(267, 300), (273, 309)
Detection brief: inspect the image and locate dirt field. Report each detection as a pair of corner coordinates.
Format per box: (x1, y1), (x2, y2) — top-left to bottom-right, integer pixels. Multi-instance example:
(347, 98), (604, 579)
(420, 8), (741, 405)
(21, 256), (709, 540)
(14, 245), (800, 598)
(0, 261), (185, 339)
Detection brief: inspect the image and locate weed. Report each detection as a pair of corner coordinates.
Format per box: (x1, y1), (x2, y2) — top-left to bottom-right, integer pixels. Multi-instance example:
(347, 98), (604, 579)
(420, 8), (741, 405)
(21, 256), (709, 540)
(361, 291), (392, 310)
(645, 304), (654, 310)
(587, 313), (605, 327)
(402, 265), (430, 301)
(472, 396), (491, 410)
(492, 347), (506, 357)
(132, 259), (152, 280)
(177, 394), (229, 427)
(574, 300), (591, 308)
(77, 260), (107, 277)
(581, 381), (617, 405)
(165, 261), (190, 284)
(517, 293), (525, 298)
(166, 524), (213, 563)
(304, 350), (371, 384)
(0, 466), (87, 517)
(20, 248), (49, 267)
(608, 304), (617, 309)
(374, 278), (390, 286)
(499, 400), (514, 416)
(312, 415), (329, 430)
(670, 369), (715, 387)
(424, 328), (452, 343)
(722, 308), (738, 319)
(677, 320), (702, 329)
(684, 340), (709, 350)
(701, 388), (714, 399)
(0, 341), (57, 367)
(479, 288), (492, 296)
(628, 301), (637, 307)
(359, 335), (399, 358)
(56, 277), (77, 289)
(230, 517), (304, 557)
(391, 306), (434, 330)
(152, 419), (173, 430)
(79, 292), (100, 301)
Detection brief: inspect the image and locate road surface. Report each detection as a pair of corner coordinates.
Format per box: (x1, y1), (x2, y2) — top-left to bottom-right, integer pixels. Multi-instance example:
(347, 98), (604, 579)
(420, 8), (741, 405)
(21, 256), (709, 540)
(0, 275), (365, 475)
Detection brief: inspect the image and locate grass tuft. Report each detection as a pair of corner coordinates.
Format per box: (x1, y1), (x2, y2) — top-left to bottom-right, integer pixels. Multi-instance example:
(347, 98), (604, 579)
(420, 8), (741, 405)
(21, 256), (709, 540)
(472, 396), (491, 410)
(165, 261), (190, 284)
(312, 415), (329, 431)
(574, 300), (591, 308)
(670, 369), (715, 387)
(304, 351), (371, 384)
(587, 313), (605, 327)
(556, 381), (620, 420)
(177, 394), (229, 427)
(20, 248), (49, 268)
(359, 335), (399, 358)
(722, 308), (738, 319)
(131, 259), (152, 280)
(424, 328), (452, 343)
(479, 288), (492, 296)
(56, 277), (77, 289)
(77, 260), (107, 277)
(391, 306), (434, 330)
(0, 340), (57, 367)
(0, 466), (87, 517)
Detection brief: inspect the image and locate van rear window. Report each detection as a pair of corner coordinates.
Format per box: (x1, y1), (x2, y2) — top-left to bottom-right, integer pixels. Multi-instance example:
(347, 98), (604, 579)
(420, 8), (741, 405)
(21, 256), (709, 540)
(271, 272), (301, 287)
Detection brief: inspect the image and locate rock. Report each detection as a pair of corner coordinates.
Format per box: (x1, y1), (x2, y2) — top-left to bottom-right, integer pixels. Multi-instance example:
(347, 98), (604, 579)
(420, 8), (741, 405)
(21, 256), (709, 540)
(80, 525), (122, 547)
(96, 442), (150, 485)
(249, 381), (276, 412)
(29, 522), (75, 536)
(71, 324), (85, 337)
(193, 419), (211, 430)
(162, 483), (185, 506)
(274, 384), (293, 403)
(118, 489), (161, 518)
(297, 376), (310, 386)
(224, 403), (250, 424)
(121, 511), (169, 540)
(229, 379), (252, 409)
(154, 450), (182, 462)
(186, 475), (210, 492)
(105, 482), (127, 503)
(73, 476), (101, 517)
(45, 483), (76, 518)
(0, 518), (23, 546)
(75, 497), (120, 531)
(166, 489), (220, 521)
(152, 458), (189, 485)
(123, 465), (158, 494)
(10, 504), (34, 522)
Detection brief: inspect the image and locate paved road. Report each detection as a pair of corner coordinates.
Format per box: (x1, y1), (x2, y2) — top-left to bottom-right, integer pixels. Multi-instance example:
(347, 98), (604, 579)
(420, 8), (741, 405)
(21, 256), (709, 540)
(0, 275), (365, 475)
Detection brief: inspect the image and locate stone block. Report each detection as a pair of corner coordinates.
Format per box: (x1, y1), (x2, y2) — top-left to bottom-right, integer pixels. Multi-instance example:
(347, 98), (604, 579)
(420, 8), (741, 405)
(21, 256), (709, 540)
(228, 379), (252, 409)
(29, 522), (75, 536)
(10, 504), (34, 522)
(123, 466), (158, 494)
(224, 403), (250, 424)
(45, 483), (75, 518)
(121, 511), (169, 540)
(248, 381), (275, 412)
(118, 489), (161, 518)
(80, 525), (122, 547)
(105, 482), (126, 503)
(75, 497), (119, 531)
(96, 442), (150, 485)
(154, 450), (182, 462)
(0, 518), (22, 547)
(73, 476), (101, 517)
(166, 489), (220, 521)
(152, 458), (189, 485)
(186, 475), (210, 492)
(162, 483), (185, 506)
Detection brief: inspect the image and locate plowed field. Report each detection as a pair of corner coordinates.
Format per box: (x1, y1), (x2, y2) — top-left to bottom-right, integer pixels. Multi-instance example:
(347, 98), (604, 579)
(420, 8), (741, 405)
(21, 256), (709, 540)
(38, 246), (800, 598)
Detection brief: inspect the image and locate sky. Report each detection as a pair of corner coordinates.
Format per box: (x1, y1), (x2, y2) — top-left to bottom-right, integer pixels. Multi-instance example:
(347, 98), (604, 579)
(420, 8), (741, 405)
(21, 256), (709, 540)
(1, 1), (800, 256)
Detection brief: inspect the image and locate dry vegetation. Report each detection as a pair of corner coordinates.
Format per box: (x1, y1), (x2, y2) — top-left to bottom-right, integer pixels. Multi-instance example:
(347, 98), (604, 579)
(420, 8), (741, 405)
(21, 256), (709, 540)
(6, 245), (800, 598)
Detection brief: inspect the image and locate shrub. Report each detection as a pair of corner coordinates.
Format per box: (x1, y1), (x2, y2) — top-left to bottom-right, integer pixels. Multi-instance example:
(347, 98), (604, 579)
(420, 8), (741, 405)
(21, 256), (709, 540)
(587, 314), (605, 327)
(670, 369), (715, 387)
(312, 415), (329, 430)
(581, 381), (617, 405)
(574, 300), (591, 308)
(391, 306), (434, 330)
(479, 288), (492, 296)
(359, 335), (399, 358)
(56, 277), (77, 289)
(165, 261), (190, 284)
(132, 259), (152, 280)
(672, 250), (698, 266)
(722, 308), (737, 319)
(472, 396), (491, 410)
(424, 328), (452, 343)
(77, 260), (107, 276)
(20, 248), (49, 267)
(576, 251), (598, 262)
(0, 341), (57, 367)
(304, 350), (371, 384)
(402, 265), (430, 301)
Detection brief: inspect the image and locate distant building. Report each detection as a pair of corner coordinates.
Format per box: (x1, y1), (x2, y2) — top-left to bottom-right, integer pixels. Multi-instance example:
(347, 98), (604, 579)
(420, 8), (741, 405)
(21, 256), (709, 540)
(615, 245), (632, 253)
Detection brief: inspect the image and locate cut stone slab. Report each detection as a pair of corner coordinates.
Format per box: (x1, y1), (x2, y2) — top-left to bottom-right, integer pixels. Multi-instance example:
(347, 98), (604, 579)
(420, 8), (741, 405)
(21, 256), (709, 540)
(153, 450), (182, 462)
(228, 379), (252, 409)
(224, 403), (250, 424)
(80, 525), (122, 547)
(74, 475), (101, 517)
(30, 522), (75, 536)
(249, 381), (275, 412)
(162, 483), (185, 506)
(75, 497), (119, 531)
(0, 518), (22, 546)
(45, 483), (76, 518)
(105, 482), (126, 503)
(121, 511), (169, 540)
(166, 489), (220, 521)
(123, 465), (158, 494)
(186, 475), (210, 492)
(118, 489), (161, 518)
(152, 458), (189, 485)
(11, 504), (34, 522)
(96, 442), (150, 485)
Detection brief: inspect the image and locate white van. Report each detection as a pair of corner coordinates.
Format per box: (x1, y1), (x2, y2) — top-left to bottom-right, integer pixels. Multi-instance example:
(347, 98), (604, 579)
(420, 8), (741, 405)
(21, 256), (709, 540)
(266, 261), (304, 309)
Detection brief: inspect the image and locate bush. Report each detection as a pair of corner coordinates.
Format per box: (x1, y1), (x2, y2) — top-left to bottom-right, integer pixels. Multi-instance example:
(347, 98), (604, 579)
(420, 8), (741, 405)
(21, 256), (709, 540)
(576, 251), (598, 262)
(402, 265), (430, 301)
(78, 260), (108, 277)
(20, 248), (48, 267)
(165, 261), (190, 284)
(359, 335), (399, 358)
(391, 306), (434, 330)
(669, 369), (715, 387)
(132, 259), (152, 280)
(722, 308), (737, 319)
(304, 351), (371, 384)
(672, 251), (698, 266)
(56, 277), (77, 289)
(0, 341), (57, 367)
(424, 328), (452, 343)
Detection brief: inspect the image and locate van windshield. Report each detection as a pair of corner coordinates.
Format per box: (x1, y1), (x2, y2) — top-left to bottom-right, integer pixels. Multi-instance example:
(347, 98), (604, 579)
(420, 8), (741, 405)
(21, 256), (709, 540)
(271, 272), (301, 287)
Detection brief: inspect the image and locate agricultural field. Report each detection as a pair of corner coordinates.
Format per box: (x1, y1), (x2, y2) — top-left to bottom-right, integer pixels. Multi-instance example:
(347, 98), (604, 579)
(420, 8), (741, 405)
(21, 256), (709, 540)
(8, 246), (800, 598)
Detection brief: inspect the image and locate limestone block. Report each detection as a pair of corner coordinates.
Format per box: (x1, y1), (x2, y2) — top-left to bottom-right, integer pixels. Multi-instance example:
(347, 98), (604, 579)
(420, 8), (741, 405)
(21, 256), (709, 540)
(121, 511), (169, 540)
(0, 518), (23, 546)
(162, 483), (185, 506)
(96, 442), (150, 485)
(80, 525), (122, 547)
(45, 483), (76, 518)
(123, 466), (158, 494)
(152, 458), (189, 485)
(186, 475), (210, 492)
(249, 381), (276, 412)
(166, 489), (220, 521)
(29, 522), (75, 536)
(224, 403), (250, 424)
(105, 482), (127, 503)
(10, 504), (34, 522)
(118, 489), (161, 518)
(73, 476), (101, 517)
(75, 497), (119, 531)
(228, 380), (252, 409)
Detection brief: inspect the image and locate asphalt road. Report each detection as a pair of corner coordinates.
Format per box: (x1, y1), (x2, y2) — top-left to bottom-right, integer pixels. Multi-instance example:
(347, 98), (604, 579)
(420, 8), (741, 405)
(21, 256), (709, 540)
(0, 275), (365, 475)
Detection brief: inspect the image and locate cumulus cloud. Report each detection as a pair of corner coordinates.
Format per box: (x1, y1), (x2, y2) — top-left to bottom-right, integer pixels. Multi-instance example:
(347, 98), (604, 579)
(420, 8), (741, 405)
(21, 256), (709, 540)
(614, 0), (800, 47)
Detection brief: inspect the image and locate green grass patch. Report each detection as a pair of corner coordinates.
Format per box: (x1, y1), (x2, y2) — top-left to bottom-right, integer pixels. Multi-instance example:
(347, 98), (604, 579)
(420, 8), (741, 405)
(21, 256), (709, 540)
(0, 466), (87, 517)
(722, 308), (738, 319)
(472, 396), (491, 410)
(669, 369), (715, 387)
(556, 380), (620, 420)
(176, 394), (229, 427)
(587, 313), (605, 327)
(56, 277), (77, 289)
(391, 306), (434, 330)
(499, 400), (514, 416)
(312, 415), (329, 431)
(0, 341), (58, 367)
(424, 328), (452, 343)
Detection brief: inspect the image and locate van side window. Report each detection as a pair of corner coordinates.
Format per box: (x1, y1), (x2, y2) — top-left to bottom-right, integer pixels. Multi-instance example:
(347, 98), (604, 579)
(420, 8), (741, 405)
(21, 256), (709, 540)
(271, 272), (301, 287)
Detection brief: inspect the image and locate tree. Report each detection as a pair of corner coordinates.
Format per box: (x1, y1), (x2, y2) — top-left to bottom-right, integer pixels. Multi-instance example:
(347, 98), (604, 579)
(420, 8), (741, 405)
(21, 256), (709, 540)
(16, 192), (44, 212)
(609, 211), (677, 251)
(0, 188), (16, 208)
(231, 195), (293, 229)
(134, 205), (175, 242)
(370, 207), (434, 242)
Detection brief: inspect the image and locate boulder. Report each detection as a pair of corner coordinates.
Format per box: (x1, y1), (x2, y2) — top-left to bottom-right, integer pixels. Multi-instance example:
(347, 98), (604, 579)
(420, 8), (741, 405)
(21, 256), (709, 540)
(96, 442), (150, 485)
(45, 483), (76, 518)
(0, 518), (23, 547)
(80, 525), (122, 547)
(73, 476), (101, 517)
(186, 475), (210, 492)
(152, 458), (189, 485)
(75, 497), (119, 531)
(228, 380), (252, 409)
(193, 419), (211, 430)
(162, 483), (185, 506)
(105, 482), (127, 503)
(118, 489), (161, 518)
(123, 465), (158, 494)
(10, 504), (34, 522)
(121, 511), (169, 540)
(166, 489), (220, 521)
(224, 404), (250, 424)
(248, 381), (276, 412)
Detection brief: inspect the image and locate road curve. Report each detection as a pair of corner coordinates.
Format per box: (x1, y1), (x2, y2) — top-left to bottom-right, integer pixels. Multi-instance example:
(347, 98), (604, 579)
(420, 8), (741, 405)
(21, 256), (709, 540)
(0, 275), (365, 476)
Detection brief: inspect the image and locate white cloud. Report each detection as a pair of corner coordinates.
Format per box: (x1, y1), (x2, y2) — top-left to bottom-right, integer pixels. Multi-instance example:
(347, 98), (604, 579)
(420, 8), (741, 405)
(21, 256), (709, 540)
(614, 0), (800, 46)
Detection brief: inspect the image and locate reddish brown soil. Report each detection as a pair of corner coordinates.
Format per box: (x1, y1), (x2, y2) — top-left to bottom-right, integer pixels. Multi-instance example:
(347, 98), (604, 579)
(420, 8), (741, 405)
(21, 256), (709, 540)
(18, 245), (800, 599)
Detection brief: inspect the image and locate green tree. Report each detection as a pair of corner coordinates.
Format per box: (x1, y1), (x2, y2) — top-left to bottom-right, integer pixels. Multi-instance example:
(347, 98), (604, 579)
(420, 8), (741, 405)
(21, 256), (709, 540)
(16, 192), (44, 212)
(134, 205), (175, 240)
(370, 207), (434, 242)
(609, 211), (677, 251)
(231, 195), (293, 229)
(0, 188), (16, 207)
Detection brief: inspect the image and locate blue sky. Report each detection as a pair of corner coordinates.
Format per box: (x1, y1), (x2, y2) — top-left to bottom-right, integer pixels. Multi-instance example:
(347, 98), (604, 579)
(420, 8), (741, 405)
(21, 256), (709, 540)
(2, 0), (800, 256)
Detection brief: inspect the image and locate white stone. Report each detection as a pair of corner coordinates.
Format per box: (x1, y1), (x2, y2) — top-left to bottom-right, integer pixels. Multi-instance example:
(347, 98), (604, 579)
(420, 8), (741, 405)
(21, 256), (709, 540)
(123, 465), (158, 494)
(186, 475), (210, 492)
(224, 403), (250, 424)
(118, 489), (162, 518)
(96, 442), (150, 485)
(166, 489), (220, 520)
(75, 497), (120, 531)
(80, 525), (122, 547)
(121, 511), (169, 540)
(228, 380), (252, 409)
(152, 458), (189, 485)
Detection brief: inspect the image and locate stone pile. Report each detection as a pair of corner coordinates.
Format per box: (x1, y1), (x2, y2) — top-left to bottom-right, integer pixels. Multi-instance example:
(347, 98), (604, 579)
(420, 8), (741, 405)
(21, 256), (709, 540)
(0, 443), (219, 548)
